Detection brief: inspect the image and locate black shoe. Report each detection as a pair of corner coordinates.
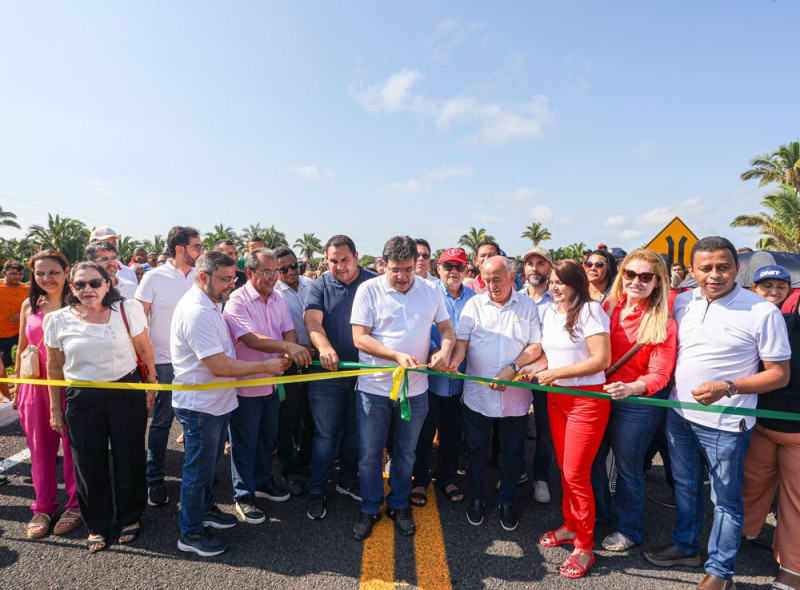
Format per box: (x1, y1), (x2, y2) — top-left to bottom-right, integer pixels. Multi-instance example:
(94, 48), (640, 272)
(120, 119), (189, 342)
(147, 480), (170, 507)
(202, 505), (238, 529)
(353, 512), (381, 541)
(285, 477), (305, 497)
(0, 475), (7, 486)
(177, 528), (229, 557)
(648, 488), (676, 509)
(255, 479), (290, 502)
(499, 504), (518, 532)
(467, 499), (485, 526)
(306, 494), (327, 520)
(335, 481), (362, 501)
(644, 543), (702, 567)
(387, 507), (415, 536)
(234, 496), (266, 524)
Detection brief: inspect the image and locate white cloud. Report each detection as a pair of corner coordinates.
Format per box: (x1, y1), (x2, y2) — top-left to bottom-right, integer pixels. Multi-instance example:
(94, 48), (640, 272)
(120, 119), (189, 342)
(472, 213), (507, 223)
(555, 217), (585, 228)
(463, 96), (555, 145)
(389, 179), (426, 194)
(620, 229), (643, 240)
(604, 215), (626, 228)
(288, 165), (335, 183)
(528, 205), (553, 221)
(431, 19), (485, 64)
(350, 68), (424, 113)
(426, 165), (474, 181)
(496, 186), (537, 204)
(634, 198), (707, 227)
(633, 141), (657, 159)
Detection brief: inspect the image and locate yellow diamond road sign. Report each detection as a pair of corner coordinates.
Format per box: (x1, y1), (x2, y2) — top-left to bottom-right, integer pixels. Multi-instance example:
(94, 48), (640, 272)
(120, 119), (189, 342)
(644, 216), (698, 268)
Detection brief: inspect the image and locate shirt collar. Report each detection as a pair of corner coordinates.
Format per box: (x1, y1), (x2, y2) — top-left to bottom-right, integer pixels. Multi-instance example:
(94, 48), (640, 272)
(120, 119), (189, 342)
(480, 288), (519, 308)
(381, 273), (419, 294)
(191, 284), (221, 311)
(692, 283), (741, 306)
(242, 280), (275, 303)
(438, 279), (467, 301)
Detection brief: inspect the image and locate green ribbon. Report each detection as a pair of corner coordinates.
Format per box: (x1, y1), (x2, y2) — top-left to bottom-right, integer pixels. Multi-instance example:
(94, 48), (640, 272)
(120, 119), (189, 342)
(277, 384), (286, 403)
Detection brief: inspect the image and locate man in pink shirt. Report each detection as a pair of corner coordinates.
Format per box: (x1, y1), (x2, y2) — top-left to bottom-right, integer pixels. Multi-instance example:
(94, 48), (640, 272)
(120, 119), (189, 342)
(223, 248), (312, 525)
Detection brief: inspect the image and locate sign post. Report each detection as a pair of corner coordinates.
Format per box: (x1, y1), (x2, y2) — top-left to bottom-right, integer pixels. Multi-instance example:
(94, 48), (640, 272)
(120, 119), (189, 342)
(644, 216), (698, 267)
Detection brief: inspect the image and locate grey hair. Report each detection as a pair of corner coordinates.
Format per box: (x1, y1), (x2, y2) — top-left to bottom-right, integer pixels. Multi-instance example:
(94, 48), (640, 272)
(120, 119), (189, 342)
(195, 251), (236, 279)
(244, 248), (277, 272)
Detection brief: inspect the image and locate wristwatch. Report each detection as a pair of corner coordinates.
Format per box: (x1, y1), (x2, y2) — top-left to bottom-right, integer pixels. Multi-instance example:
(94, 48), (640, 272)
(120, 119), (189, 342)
(510, 362), (521, 374)
(724, 380), (739, 398)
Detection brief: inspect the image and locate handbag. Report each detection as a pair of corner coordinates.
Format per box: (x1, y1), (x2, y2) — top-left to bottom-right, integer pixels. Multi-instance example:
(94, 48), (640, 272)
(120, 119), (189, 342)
(19, 336), (43, 379)
(120, 301), (149, 382)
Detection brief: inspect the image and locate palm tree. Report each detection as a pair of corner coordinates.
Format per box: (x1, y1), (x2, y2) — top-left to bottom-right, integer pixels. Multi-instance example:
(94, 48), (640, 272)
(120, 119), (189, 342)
(203, 224), (238, 250)
(142, 235), (165, 254)
(0, 206), (21, 230)
(741, 141), (800, 190)
(116, 235), (140, 262)
(241, 224), (264, 241)
(551, 242), (587, 262)
(521, 222), (552, 247)
(26, 214), (90, 263)
(458, 227), (495, 258)
(294, 233), (322, 260)
(262, 225), (288, 249)
(730, 184), (800, 253)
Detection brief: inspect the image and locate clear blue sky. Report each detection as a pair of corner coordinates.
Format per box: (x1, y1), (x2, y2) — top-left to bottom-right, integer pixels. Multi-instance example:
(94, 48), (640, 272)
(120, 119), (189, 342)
(1, 1), (797, 257)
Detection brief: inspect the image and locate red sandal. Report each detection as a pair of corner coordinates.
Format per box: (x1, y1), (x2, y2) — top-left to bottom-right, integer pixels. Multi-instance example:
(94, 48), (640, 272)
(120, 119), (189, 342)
(539, 525), (576, 548)
(559, 550), (595, 579)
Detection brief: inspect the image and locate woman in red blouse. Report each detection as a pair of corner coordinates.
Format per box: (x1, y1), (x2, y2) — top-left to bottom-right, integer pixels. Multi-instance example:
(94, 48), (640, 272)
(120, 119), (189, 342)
(599, 248), (677, 552)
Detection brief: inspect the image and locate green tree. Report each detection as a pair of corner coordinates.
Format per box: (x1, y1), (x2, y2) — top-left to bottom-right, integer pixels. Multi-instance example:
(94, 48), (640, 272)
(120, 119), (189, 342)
(142, 235), (165, 254)
(241, 224), (264, 241)
(0, 237), (37, 266)
(0, 206), (21, 230)
(204, 224), (238, 250)
(294, 233), (322, 260)
(26, 214), (90, 263)
(116, 235), (139, 262)
(458, 227), (495, 258)
(520, 222), (552, 247)
(741, 141), (800, 190)
(551, 242), (587, 262)
(262, 225), (288, 249)
(730, 184), (800, 253)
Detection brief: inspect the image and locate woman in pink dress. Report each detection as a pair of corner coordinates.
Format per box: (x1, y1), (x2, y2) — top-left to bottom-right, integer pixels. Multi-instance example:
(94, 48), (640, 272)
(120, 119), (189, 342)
(15, 249), (80, 539)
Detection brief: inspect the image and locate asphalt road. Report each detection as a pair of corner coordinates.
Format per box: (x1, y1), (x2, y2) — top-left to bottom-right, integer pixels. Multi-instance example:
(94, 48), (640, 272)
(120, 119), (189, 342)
(0, 417), (778, 590)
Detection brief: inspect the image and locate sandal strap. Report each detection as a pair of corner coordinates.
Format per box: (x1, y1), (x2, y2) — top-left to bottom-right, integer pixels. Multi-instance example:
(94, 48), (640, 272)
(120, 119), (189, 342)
(28, 513), (53, 527)
(772, 583), (796, 590)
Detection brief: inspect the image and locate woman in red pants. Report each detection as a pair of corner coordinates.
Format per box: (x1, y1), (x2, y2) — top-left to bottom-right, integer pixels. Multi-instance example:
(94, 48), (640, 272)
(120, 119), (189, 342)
(522, 259), (610, 579)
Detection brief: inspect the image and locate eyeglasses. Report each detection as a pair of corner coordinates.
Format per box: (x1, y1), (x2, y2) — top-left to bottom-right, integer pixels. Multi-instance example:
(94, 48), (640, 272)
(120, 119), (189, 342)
(441, 262), (467, 272)
(212, 274), (238, 285)
(418, 253), (431, 260)
(186, 244), (204, 252)
(73, 278), (104, 290)
(582, 261), (606, 269)
(622, 269), (655, 284)
(253, 269), (278, 279)
(387, 266), (414, 275)
(278, 261), (299, 274)
(96, 255), (119, 264)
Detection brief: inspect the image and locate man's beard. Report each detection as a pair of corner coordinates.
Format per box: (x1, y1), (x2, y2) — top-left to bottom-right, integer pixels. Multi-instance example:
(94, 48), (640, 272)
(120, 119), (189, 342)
(528, 275), (547, 287)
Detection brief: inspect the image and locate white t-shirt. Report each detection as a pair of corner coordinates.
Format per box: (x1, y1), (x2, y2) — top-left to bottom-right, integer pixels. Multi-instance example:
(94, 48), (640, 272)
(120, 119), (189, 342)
(171, 285), (238, 416)
(275, 275), (314, 346)
(350, 275), (449, 397)
(540, 301), (610, 386)
(116, 261), (138, 284)
(135, 261), (195, 365)
(458, 290), (542, 418)
(115, 277), (138, 300)
(671, 284), (791, 432)
(43, 300), (147, 382)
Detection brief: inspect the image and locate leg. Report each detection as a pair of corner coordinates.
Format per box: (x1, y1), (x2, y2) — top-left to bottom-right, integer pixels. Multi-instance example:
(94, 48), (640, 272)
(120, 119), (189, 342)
(307, 378), (348, 496)
(497, 415), (527, 507)
(254, 393), (281, 488)
(17, 384), (62, 514)
(339, 377), (360, 487)
(357, 391), (391, 515)
(531, 389), (554, 484)
(277, 368), (302, 476)
(229, 396), (262, 500)
(742, 425), (779, 538)
(412, 391), (440, 491)
(462, 404), (492, 502)
(774, 430), (800, 572)
(548, 392), (574, 532)
(107, 388), (148, 528)
(294, 381), (313, 469)
(386, 393), (428, 510)
(146, 363), (175, 484)
(436, 393), (464, 490)
(590, 429), (612, 524)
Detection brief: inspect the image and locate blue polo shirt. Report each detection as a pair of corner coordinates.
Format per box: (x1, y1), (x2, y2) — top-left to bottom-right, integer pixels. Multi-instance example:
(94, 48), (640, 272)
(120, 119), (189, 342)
(304, 267), (377, 362)
(429, 280), (475, 397)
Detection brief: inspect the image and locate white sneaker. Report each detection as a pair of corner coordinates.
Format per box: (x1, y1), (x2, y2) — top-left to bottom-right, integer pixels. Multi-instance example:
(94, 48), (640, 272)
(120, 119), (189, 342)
(533, 480), (551, 504)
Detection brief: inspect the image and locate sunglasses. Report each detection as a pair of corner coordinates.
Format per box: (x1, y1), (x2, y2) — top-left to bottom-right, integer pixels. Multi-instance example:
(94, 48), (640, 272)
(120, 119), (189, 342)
(418, 253), (431, 260)
(582, 261), (606, 269)
(278, 261), (299, 274)
(622, 269), (655, 284)
(441, 262), (467, 272)
(73, 278), (104, 290)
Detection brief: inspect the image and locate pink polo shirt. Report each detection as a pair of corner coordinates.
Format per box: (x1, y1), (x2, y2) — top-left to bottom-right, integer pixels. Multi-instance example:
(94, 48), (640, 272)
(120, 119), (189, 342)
(223, 281), (294, 397)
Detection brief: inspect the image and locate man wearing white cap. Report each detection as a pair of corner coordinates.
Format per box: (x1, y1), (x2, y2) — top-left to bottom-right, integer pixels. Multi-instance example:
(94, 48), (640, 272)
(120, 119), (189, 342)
(90, 226), (139, 284)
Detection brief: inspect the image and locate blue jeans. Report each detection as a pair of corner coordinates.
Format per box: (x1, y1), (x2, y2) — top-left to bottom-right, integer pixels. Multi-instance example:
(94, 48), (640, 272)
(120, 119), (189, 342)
(531, 389), (554, 482)
(358, 391), (428, 514)
(146, 363), (174, 484)
(608, 400), (665, 543)
(413, 392), (463, 490)
(174, 408), (230, 536)
(667, 409), (752, 580)
(308, 376), (359, 496)
(463, 405), (527, 506)
(229, 394), (280, 501)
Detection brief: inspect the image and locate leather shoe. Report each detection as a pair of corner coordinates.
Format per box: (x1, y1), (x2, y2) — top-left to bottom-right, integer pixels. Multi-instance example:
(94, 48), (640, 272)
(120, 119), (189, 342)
(466, 499), (485, 526)
(696, 573), (736, 590)
(644, 543), (702, 568)
(387, 507), (415, 535)
(499, 504), (518, 531)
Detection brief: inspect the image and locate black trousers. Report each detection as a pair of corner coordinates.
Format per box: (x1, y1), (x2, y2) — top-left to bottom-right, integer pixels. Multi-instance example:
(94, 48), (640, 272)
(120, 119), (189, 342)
(64, 370), (147, 537)
(277, 366), (314, 476)
(412, 392), (464, 490)
(0, 335), (17, 368)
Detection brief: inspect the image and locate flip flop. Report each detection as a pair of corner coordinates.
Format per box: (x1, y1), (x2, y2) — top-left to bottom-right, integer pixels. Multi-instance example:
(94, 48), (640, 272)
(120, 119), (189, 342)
(410, 489), (428, 507)
(442, 485), (465, 504)
(26, 512), (55, 539)
(119, 525), (141, 545)
(87, 536), (107, 553)
(53, 508), (82, 536)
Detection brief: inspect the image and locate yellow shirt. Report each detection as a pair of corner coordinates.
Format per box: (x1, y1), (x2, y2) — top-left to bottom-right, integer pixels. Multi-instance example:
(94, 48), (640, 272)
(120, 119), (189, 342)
(0, 281), (29, 338)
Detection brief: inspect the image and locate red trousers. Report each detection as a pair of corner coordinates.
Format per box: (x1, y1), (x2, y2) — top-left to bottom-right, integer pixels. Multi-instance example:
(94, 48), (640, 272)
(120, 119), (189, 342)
(548, 386), (610, 549)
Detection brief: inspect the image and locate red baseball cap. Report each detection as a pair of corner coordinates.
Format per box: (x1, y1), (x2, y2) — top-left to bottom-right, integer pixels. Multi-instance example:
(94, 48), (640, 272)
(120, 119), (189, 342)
(438, 247), (468, 265)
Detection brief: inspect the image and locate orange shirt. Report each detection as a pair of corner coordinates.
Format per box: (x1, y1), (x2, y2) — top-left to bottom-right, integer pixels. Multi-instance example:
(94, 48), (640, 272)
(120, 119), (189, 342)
(0, 281), (29, 338)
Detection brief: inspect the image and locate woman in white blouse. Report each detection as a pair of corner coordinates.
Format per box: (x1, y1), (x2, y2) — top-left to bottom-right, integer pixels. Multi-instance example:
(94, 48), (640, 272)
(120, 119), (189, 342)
(44, 262), (156, 553)
(521, 259), (610, 579)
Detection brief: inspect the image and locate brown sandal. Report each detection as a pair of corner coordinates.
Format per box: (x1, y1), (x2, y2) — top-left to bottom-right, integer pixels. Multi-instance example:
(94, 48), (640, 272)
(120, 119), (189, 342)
(53, 508), (82, 535)
(26, 512), (55, 539)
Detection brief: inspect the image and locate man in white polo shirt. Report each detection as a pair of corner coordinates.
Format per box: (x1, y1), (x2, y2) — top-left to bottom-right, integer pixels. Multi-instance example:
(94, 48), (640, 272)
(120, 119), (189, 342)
(135, 226), (203, 507)
(644, 236), (790, 590)
(172, 251), (290, 557)
(350, 235), (455, 541)
(450, 256), (543, 531)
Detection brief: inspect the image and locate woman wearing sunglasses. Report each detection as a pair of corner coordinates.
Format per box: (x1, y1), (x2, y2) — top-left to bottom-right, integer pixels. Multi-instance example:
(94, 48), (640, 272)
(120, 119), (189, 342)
(583, 250), (618, 303)
(597, 249), (677, 552)
(743, 264), (800, 590)
(44, 262), (157, 553)
(15, 249), (81, 539)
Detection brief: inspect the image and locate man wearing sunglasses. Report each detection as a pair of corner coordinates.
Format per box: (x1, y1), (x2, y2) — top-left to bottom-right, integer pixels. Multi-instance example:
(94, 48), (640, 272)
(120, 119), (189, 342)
(414, 238), (437, 281)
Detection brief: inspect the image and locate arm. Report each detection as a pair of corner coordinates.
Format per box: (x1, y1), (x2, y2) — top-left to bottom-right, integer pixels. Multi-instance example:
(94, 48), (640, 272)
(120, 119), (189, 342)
(449, 338), (469, 370)
(492, 343), (544, 392)
(46, 346), (67, 435)
(136, 299), (151, 319)
(200, 351), (291, 378)
(352, 324), (417, 367)
(238, 331), (312, 368)
(130, 330), (158, 411)
(429, 319), (454, 372)
(691, 360), (791, 405)
(605, 320), (678, 400)
(536, 333), (610, 386)
(305, 309), (339, 371)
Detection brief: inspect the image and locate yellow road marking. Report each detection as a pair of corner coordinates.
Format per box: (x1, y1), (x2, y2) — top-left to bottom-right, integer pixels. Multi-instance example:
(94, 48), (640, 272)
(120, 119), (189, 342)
(414, 488), (452, 590)
(360, 470), (395, 590)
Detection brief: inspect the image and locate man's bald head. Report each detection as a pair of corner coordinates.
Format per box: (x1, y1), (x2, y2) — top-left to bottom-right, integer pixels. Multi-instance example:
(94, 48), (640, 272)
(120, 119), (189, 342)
(482, 256), (515, 304)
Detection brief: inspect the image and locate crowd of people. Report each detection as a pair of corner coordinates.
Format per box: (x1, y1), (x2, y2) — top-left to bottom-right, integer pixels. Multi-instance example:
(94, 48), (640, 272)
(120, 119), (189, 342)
(0, 225), (798, 590)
